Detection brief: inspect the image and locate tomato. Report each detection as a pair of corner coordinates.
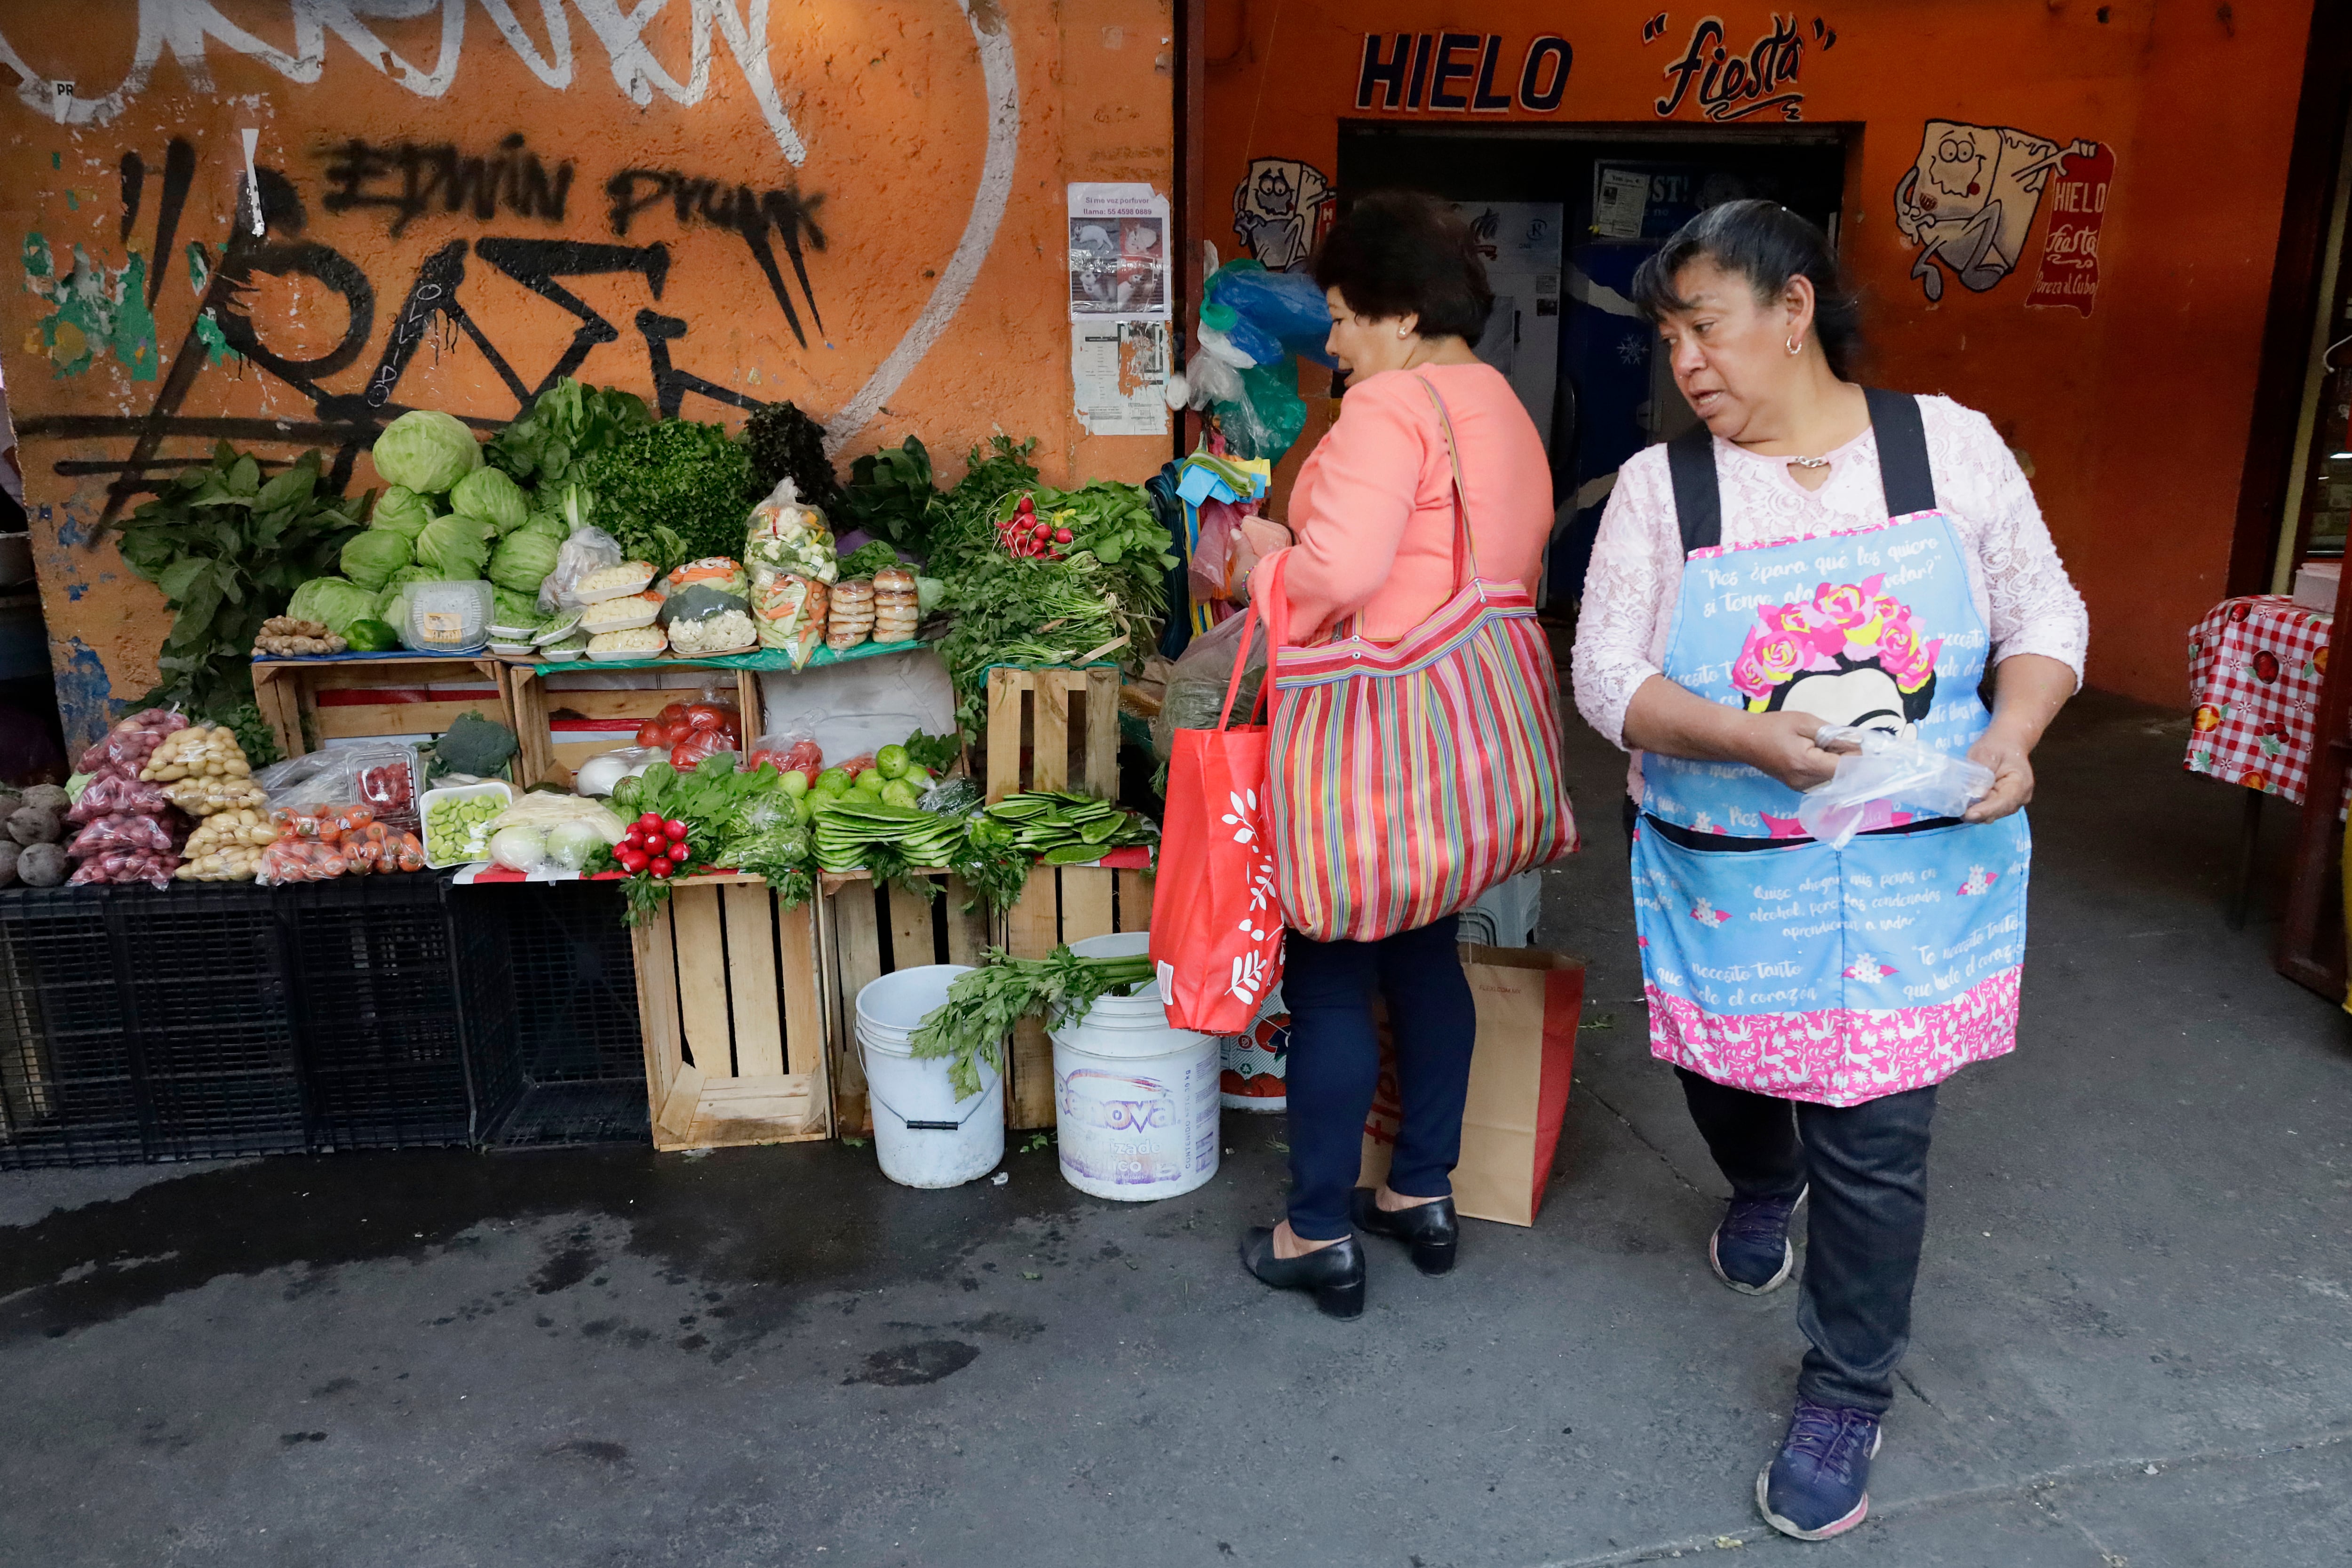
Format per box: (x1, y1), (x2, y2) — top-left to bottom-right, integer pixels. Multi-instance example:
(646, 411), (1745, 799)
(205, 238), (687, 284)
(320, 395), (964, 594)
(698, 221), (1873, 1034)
(650, 856), (675, 878)
(684, 704), (726, 732)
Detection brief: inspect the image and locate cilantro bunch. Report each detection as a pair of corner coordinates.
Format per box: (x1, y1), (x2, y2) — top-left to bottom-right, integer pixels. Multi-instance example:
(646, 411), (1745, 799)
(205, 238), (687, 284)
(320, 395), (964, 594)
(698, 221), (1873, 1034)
(579, 419), (760, 576)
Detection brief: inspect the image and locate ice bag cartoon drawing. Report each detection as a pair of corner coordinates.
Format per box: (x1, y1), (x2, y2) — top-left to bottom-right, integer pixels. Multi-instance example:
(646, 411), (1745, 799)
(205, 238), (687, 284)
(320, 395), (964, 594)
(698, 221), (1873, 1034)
(1893, 120), (2098, 302)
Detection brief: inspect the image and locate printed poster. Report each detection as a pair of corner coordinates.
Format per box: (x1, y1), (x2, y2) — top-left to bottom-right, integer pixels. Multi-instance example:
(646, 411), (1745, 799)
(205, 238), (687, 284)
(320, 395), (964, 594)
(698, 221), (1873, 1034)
(1072, 320), (1170, 437)
(1068, 182), (1171, 321)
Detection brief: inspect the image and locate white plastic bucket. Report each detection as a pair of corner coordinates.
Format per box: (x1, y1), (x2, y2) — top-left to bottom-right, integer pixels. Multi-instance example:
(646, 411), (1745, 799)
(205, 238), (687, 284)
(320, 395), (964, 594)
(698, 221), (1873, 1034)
(1051, 933), (1221, 1201)
(856, 965), (1004, 1189)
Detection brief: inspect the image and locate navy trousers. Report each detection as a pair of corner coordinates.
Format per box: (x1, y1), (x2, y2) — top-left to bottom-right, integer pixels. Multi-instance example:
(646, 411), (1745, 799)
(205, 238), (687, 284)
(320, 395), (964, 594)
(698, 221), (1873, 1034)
(1280, 915), (1476, 1241)
(1677, 1067), (1939, 1414)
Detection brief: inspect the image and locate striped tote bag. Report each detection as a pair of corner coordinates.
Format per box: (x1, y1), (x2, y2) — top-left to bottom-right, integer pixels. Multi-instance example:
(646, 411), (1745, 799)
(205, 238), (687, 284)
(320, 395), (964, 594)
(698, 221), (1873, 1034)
(1260, 376), (1578, 943)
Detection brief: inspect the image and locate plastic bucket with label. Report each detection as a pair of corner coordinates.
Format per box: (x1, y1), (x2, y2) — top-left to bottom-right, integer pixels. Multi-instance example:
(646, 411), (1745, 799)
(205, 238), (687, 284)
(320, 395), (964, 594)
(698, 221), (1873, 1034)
(1051, 933), (1220, 1201)
(856, 965), (1003, 1189)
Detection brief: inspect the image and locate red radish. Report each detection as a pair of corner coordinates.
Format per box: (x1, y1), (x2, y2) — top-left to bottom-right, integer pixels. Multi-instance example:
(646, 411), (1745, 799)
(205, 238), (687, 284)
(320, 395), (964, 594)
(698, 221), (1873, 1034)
(651, 856), (675, 878)
(638, 812), (662, 830)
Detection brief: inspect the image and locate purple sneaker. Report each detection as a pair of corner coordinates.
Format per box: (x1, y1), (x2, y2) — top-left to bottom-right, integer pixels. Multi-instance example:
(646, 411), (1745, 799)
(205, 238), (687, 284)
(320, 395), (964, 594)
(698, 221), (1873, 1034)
(1710, 1184), (1807, 1294)
(1757, 1398), (1882, 1541)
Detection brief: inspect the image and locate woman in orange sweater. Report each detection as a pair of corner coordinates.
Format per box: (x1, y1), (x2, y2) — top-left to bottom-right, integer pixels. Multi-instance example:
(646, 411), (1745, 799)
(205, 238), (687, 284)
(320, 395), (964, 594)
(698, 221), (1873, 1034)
(1232, 191), (1559, 1317)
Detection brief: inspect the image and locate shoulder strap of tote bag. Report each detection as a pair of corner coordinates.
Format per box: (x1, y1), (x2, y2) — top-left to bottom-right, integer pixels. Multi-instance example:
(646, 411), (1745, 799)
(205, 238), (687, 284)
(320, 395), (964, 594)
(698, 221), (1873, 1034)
(1665, 390), (1939, 559)
(1412, 374), (1485, 594)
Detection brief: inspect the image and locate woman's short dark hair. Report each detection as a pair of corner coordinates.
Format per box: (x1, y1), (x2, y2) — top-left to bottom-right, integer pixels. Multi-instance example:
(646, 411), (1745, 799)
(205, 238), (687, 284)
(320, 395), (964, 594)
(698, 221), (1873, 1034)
(1628, 199), (1862, 377)
(1311, 190), (1494, 342)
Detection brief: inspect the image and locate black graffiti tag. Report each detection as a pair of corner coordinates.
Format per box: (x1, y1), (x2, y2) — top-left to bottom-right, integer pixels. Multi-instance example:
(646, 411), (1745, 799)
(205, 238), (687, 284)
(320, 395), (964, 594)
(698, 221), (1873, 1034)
(607, 169), (826, 346)
(319, 133), (574, 238)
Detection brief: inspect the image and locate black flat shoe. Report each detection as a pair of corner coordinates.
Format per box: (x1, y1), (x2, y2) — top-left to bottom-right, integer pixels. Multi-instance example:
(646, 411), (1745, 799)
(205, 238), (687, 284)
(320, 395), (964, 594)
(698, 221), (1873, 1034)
(1240, 1227), (1366, 1319)
(1351, 1188), (1459, 1276)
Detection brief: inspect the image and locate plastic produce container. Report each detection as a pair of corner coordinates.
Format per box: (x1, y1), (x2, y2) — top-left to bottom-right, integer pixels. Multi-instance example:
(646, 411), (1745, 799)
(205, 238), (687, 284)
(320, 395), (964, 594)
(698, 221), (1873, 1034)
(421, 780), (514, 868)
(406, 580), (493, 655)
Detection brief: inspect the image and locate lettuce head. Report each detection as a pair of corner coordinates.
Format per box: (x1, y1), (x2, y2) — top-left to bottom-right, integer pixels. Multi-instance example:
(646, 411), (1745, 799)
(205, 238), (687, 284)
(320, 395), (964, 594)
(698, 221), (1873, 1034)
(416, 512), (491, 579)
(451, 467), (528, 535)
(372, 410), (482, 495)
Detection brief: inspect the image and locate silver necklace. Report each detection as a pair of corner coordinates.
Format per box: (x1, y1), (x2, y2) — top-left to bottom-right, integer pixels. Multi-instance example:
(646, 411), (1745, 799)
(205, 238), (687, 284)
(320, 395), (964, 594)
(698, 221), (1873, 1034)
(1787, 455), (1832, 470)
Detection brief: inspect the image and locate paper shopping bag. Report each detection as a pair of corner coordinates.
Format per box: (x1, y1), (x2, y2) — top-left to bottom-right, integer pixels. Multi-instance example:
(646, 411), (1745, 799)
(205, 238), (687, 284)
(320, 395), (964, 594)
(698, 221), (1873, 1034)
(1359, 945), (1583, 1227)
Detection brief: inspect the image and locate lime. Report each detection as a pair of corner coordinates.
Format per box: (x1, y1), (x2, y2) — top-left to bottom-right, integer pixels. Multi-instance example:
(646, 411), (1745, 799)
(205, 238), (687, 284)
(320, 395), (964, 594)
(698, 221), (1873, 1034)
(876, 744), (910, 779)
(814, 768), (852, 796)
(779, 770), (810, 798)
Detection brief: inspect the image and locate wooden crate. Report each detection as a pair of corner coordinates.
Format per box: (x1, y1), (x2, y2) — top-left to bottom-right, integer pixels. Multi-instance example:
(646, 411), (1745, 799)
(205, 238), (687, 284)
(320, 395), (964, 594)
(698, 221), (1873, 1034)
(1001, 863), (1155, 1128)
(985, 666), (1119, 804)
(631, 876), (831, 1152)
(251, 656), (512, 760)
(818, 871), (994, 1137)
(508, 663), (763, 788)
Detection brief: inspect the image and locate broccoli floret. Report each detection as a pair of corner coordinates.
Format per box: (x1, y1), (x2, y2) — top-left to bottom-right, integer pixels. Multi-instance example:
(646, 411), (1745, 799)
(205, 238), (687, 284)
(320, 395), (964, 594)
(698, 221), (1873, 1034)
(434, 712), (520, 779)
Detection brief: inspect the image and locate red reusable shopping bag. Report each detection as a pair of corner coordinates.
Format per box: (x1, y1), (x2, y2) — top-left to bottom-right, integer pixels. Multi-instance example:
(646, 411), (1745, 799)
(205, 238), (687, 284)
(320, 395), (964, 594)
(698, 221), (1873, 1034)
(1150, 571), (1285, 1035)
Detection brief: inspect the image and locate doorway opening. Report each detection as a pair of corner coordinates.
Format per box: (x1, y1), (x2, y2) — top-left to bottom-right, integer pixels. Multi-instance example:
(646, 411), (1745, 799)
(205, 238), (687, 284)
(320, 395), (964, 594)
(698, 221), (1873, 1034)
(1335, 122), (1850, 611)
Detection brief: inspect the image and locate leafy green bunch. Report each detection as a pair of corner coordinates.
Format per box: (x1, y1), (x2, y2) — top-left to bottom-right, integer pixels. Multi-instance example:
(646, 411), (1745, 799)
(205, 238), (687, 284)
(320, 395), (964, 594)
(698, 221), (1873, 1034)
(923, 435), (1042, 575)
(743, 401), (840, 509)
(579, 419), (759, 576)
(484, 378), (652, 491)
(598, 755), (810, 925)
(839, 436), (940, 553)
(111, 444), (362, 714)
(910, 945), (1157, 1099)
(935, 552), (1141, 732)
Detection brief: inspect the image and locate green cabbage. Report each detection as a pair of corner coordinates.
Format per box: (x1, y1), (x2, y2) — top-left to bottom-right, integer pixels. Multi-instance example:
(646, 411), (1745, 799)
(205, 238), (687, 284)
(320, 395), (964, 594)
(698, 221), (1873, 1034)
(371, 410), (482, 494)
(518, 509), (567, 543)
(291, 576), (378, 638)
(340, 527), (413, 591)
(451, 467), (528, 535)
(377, 566), (438, 641)
(489, 528), (561, 593)
(372, 485), (436, 543)
(416, 512), (491, 579)
(492, 587), (544, 628)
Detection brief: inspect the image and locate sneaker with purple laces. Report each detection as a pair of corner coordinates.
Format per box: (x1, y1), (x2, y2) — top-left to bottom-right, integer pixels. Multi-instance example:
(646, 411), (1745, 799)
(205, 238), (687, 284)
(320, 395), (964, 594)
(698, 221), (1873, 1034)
(1709, 1184), (1807, 1294)
(1756, 1398), (1882, 1541)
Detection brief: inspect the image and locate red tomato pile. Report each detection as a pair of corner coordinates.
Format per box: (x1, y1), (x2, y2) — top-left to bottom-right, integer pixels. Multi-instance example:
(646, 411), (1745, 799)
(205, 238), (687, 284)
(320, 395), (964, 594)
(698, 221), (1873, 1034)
(636, 700), (742, 771)
(613, 812), (692, 878)
(998, 494), (1073, 559)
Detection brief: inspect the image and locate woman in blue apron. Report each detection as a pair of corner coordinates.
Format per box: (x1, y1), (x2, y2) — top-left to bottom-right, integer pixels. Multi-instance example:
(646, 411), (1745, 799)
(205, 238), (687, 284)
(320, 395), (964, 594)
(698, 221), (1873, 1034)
(1572, 201), (2087, 1542)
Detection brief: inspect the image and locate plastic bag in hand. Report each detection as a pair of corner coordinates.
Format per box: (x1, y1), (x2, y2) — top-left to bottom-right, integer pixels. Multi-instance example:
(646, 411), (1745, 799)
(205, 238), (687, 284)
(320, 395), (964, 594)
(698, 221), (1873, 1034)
(1796, 726), (1996, 850)
(1151, 608), (1268, 761)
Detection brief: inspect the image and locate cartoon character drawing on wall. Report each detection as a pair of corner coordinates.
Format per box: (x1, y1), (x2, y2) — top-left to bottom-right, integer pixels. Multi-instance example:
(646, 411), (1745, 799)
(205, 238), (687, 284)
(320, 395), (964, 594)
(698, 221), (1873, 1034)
(1732, 574), (1943, 737)
(1894, 121), (2099, 302)
(1232, 158), (1334, 274)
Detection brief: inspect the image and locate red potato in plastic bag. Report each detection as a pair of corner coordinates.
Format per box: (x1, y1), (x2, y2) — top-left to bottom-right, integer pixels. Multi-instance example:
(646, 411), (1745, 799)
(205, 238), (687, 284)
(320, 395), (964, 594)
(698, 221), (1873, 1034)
(76, 710), (189, 780)
(66, 774), (172, 823)
(65, 812), (180, 859)
(69, 848), (182, 889)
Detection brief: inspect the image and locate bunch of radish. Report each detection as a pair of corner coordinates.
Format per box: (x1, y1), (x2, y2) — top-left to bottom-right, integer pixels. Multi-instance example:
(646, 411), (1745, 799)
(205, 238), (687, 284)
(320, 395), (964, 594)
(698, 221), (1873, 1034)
(997, 494), (1074, 559)
(613, 812), (693, 878)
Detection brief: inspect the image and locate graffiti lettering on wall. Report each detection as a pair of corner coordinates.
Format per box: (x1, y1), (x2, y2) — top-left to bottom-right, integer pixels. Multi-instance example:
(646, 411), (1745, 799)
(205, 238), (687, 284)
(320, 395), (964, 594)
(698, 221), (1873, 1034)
(2022, 143), (2113, 318)
(17, 130), (826, 523)
(0, 0), (809, 165)
(319, 134), (575, 237)
(607, 168), (826, 344)
(1232, 159), (1334, 274)
(1647, 13), (1833, 124)
(1894, 121), (2102, 304)
(1354, 34), (1573, 114)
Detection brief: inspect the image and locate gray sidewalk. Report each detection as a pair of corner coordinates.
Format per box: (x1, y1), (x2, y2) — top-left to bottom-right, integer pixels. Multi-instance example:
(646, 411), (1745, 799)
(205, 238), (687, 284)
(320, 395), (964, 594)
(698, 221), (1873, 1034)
(3, 691), (2348, 1568)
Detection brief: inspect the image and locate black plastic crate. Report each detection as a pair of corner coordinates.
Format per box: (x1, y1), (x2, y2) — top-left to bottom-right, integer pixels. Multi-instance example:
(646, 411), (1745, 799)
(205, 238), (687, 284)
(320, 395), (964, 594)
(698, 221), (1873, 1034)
(451, 880), (649, 1149)
(0, 890), (141, 1166)
(281, 876), (474, 1151)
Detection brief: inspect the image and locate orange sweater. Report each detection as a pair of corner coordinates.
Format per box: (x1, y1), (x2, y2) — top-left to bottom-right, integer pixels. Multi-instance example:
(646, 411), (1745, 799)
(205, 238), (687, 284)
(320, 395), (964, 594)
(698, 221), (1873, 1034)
(1271, 362), (1553, 643)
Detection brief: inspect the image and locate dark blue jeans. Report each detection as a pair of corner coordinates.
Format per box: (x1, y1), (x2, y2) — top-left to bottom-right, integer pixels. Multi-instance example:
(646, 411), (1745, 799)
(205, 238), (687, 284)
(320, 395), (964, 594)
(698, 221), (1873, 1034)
(1282, 916), (1476, 1242)
(1677, 1067), (1939, 1414)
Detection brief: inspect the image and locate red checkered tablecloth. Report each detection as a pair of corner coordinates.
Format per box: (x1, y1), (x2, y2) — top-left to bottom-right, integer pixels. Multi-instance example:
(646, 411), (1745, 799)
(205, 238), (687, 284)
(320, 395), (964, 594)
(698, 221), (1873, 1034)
(2185, 595), (2333, 803)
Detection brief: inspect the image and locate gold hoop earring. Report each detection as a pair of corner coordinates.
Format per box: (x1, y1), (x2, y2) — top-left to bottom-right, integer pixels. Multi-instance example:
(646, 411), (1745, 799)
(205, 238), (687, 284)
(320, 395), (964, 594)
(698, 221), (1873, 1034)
(1787, 335), (1804, 356)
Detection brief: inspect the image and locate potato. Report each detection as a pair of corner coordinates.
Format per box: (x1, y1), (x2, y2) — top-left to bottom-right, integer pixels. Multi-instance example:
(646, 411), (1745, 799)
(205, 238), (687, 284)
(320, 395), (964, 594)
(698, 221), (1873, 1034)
(17, 844), (66, 887)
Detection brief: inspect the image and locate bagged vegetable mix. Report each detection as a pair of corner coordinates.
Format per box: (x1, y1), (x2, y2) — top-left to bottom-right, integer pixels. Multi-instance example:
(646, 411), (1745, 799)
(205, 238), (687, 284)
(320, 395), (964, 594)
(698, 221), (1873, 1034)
(745, 478), (838, 585)
(755, 574), (828, 668)
(662, 557), (750, 598)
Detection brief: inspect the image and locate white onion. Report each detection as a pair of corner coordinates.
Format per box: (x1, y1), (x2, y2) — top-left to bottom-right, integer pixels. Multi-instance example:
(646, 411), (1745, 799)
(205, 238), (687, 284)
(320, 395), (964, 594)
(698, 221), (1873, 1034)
(489, 825), (548, 872)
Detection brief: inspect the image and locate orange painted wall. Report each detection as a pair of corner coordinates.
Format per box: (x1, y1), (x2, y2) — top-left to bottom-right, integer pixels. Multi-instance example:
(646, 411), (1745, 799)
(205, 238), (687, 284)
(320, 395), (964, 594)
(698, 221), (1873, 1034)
(0, 0), (1173, 745)
(1201, 0), (2314, 706)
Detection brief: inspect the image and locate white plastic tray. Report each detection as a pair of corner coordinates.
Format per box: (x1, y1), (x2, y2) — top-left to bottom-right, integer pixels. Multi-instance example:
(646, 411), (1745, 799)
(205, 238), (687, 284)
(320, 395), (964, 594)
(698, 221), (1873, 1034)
(421, 780), (514, 869)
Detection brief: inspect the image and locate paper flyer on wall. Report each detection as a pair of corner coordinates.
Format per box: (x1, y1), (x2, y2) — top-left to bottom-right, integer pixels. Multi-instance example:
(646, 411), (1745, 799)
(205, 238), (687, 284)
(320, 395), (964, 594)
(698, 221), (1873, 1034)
(1072, 321), (1170, 437)
(1068, 182), (1171, 322)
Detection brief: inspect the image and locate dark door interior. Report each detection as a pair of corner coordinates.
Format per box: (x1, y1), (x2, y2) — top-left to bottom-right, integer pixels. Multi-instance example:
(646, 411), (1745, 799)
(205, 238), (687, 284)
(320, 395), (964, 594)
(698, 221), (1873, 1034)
(1336, 124), (1848, 610)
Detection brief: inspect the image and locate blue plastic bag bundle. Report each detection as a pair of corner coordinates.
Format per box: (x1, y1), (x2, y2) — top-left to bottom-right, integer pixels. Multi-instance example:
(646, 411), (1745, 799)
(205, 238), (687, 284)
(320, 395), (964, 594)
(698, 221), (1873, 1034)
(1208, 262), (1336, 367)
